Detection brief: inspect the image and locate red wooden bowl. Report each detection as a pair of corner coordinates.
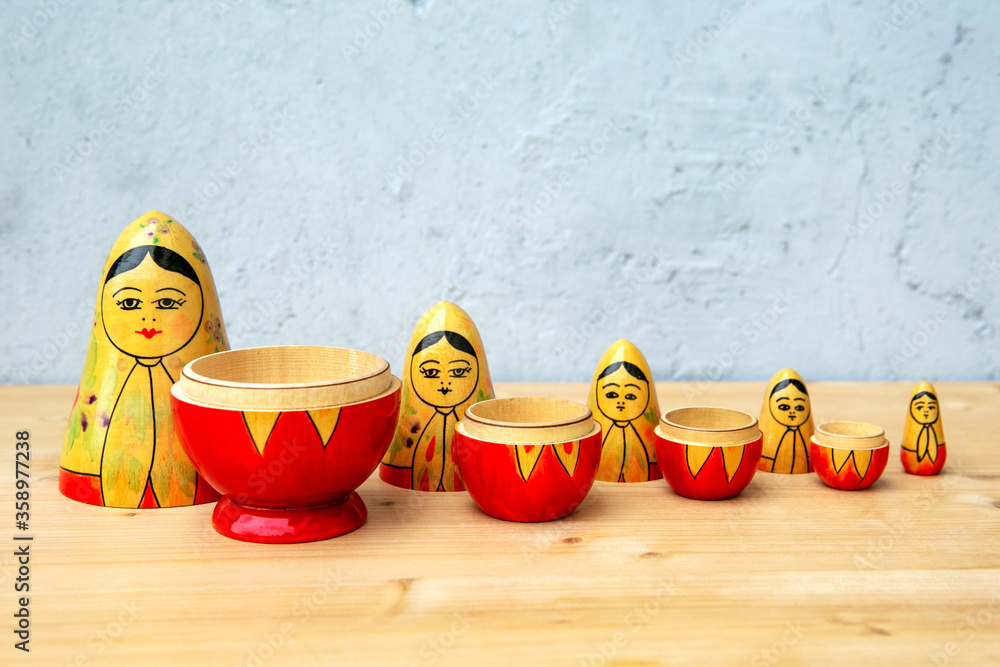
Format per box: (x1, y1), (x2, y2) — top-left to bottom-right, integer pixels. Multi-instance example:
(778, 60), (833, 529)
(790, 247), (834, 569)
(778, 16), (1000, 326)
(171, 346), (400, 543)
(810, 421), (889, 491)
(655, 407), (763, 500)
(454, 398), (602, 522)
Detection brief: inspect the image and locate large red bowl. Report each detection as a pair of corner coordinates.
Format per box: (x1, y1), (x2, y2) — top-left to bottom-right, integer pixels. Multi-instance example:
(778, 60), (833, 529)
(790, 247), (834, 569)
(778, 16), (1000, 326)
(454, 398), (602, 522)
(171, 346), (400, 544)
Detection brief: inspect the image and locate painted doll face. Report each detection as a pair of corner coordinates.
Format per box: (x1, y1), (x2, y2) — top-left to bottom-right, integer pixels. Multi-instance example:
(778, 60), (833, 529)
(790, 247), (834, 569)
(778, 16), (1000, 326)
(102, 254), (204, 360)
(596, 366), (649, 423)
(768, 384), (810, 427)
(411, 337), (479, 409)
(910, 395), (939, 425)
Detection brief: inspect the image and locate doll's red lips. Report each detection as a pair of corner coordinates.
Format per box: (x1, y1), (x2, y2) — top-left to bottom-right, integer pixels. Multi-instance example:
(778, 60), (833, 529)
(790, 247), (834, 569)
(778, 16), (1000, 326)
(136, 328), (162, 339)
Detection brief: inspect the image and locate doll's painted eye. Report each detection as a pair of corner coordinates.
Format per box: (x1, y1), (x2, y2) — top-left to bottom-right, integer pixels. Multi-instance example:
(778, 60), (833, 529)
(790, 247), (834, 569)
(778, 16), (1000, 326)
(777, 403), (790, 411)
(794, 404), (805, 412)
(449, 367), (471, 379)
(116, 298), (142, 311)
(153, 297), (185, 310)
(605, 391), (619, 400)
(625, 393), (637, 401)
(420, 367), (441, 379)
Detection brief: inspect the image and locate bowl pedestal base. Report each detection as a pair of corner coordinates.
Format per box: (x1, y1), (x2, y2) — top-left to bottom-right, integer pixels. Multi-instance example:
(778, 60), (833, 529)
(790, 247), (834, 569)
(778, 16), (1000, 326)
(212, 492), (368, 544)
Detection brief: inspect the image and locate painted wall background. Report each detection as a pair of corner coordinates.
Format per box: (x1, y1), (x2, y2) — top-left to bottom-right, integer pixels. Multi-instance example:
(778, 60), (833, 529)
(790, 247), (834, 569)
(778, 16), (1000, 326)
(1, 0), (997, 384)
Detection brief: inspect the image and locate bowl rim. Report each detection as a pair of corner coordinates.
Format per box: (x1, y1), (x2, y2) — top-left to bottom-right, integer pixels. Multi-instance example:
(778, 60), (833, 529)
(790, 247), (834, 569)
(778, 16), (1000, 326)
(183, 345), (388, 389)
(657, 406), (760, 447)
(178, 346), (392, 410)
(460, 397), (597, 444)
(171, 374), (401, 413)
(811, 421), (887, 450)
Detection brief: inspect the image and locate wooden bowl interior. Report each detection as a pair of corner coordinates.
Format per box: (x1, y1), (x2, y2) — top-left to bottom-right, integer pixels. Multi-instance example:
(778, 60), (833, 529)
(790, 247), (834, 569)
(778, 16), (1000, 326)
(461, 398), (597, 444)
(187, 346), (387, 386)
(179, 346), (392, 410)
(813, 421), (886, 450)
(658, 407), (760, 447)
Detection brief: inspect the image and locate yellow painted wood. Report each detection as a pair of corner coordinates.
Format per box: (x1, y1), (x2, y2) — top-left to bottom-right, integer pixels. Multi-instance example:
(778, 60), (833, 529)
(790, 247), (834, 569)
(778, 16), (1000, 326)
(902, 380), (947, 469)
(59, 211), (228, 507)
(380, 301), (495, 491)
(587, 340), (662, 483)
(6, 382), (1000, 665)
(759, 368), (816, 474)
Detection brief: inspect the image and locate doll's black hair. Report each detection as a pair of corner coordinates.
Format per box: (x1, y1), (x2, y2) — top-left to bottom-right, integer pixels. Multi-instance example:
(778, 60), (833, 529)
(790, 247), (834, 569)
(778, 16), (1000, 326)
(912, 391), (937, 401)
(770, 378), (808, 396)
(598, 361), (648, 383)
(105, 245), (200, 286)
(413, 330), (477, 358)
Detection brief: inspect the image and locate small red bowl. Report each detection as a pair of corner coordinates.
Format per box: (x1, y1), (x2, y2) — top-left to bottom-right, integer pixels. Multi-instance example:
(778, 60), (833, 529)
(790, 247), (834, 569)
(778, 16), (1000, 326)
(171, 346), (401, 543)
(454, 398), (602, 522)
(654, 407), (763, 500)
(810, 421), (889, 491)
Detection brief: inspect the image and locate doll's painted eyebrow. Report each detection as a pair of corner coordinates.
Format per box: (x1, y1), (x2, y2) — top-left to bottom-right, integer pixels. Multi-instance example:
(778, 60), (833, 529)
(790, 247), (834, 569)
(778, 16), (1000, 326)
(419, 360), (440, 367)
(625, 383), (641, 390)
(156, 287), (187, 295)
(776, 396), (789, 402)
(112, 287), (141, 297)
(449, 359), (471, 365)
(602, 382), (620, 389)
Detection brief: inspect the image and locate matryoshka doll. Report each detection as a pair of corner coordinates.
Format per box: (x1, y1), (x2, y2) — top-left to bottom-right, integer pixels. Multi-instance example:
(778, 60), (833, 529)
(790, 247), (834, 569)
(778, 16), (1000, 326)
(900, 381), (947, 475)
(380, 301), (494, 491)
(758, 368), (815, 474)
(587, 340), (661, 482)
(59, 211), (228, 508)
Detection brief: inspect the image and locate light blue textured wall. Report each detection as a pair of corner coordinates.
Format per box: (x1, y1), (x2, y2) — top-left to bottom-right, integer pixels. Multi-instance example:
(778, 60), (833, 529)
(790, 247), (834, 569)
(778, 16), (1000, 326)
(1, 1), (997, 384)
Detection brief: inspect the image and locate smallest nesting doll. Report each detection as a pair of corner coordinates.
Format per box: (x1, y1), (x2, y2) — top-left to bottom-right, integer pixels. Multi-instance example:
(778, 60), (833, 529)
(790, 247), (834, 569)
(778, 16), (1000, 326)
(901, 381), (946, 475)
(758, 368), (815, 474)
(587, 340), (662, 482)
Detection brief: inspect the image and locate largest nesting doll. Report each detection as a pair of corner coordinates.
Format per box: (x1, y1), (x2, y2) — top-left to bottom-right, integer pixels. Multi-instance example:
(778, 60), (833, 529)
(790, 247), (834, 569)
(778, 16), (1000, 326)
(59, 211), (228, 508)
(380, 301), (494, 492)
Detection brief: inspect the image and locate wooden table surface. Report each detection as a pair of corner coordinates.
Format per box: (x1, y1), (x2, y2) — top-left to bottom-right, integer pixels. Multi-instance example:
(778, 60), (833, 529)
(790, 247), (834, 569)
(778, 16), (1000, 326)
(2, 382), (999, 666)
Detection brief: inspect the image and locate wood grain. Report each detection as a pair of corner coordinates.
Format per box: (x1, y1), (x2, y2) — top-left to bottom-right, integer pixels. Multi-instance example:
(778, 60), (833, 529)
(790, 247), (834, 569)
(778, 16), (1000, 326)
(3, 382), (999, 666)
